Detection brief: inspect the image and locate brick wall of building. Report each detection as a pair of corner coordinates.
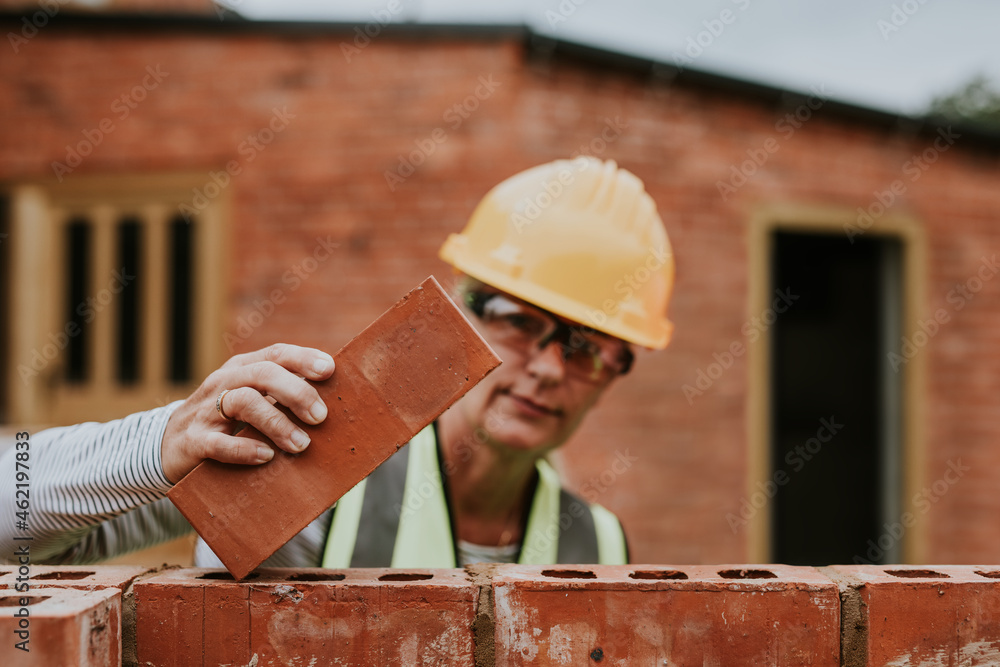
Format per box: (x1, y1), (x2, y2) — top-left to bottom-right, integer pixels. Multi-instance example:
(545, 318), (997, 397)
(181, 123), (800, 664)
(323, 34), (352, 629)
(2, 15), (1000, 564)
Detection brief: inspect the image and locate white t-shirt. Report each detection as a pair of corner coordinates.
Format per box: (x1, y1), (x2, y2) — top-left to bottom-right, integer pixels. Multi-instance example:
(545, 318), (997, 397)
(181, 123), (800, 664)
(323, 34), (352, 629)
(457, 539), (520, 566)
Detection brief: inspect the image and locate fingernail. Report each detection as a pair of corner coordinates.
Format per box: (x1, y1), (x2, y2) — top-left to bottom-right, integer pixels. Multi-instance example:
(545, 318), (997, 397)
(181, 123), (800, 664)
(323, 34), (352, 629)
(309, 399), (328, 423)
(291, 430), (310, 452)
(312, 356), (334, 375)
(256, 445), (274, 463)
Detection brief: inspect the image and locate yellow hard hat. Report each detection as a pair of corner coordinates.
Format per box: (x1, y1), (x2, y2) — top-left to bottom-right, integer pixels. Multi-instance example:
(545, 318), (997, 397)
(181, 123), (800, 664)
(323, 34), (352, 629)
(440, 157), (674, 349)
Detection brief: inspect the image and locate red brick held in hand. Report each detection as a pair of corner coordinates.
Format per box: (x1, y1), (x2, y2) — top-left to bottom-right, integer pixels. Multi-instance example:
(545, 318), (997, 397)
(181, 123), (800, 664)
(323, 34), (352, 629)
(168, 276), (501, 579)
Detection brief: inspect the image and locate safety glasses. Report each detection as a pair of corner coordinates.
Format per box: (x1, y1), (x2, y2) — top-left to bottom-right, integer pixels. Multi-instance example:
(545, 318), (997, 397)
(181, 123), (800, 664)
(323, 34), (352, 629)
(464, 291), (633, 381)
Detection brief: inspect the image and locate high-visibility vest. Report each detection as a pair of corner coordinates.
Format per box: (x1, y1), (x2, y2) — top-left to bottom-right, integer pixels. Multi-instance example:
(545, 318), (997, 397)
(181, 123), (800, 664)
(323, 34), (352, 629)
(321, 424), (628, 567)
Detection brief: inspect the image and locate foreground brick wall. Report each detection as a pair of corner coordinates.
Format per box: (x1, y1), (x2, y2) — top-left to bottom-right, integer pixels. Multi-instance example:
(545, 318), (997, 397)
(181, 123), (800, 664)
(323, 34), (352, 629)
(135, 568), (477, 665)
(828, 564), (1000, 665)
(3, 16), (1000, 565)
(0, 587), (121, 666)
(492, 564), (840, 665)
(4, 564), (1000, 666)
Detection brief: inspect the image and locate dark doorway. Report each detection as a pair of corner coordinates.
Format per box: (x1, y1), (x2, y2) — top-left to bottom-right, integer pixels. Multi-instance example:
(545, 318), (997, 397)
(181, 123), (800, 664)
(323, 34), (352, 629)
(770, 231), (902, 565)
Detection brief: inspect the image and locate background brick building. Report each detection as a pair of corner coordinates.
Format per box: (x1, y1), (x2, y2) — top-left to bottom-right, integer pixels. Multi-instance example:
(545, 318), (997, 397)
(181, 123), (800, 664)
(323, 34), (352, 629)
(2, 4), (1000, 567)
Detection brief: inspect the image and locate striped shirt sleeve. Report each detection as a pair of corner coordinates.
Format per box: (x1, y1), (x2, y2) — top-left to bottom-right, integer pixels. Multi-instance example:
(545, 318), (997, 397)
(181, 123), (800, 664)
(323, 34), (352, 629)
(0, 402), (194, 564)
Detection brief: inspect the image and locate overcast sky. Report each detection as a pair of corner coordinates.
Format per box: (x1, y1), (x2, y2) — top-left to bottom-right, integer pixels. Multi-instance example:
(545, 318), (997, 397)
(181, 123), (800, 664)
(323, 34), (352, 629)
(222, 0), (1000, 116)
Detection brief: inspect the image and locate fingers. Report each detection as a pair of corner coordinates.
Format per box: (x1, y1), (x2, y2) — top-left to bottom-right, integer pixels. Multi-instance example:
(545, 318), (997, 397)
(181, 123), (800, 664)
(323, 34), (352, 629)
(220, 387), (311, 454)
(200, 431), (275, 466)
(224, 362), (328, 426)
(225, 343), (335, 382)
(162, 344), (335, 483)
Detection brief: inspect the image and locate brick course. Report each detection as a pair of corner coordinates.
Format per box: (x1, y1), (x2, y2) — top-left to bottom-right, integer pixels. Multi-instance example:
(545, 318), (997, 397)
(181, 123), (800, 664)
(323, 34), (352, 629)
(0, 563), (997, 664)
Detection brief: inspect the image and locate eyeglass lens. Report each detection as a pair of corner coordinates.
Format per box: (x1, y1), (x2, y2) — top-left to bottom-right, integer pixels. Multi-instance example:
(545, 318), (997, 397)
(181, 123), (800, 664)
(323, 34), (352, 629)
(469, 293), (629, 378)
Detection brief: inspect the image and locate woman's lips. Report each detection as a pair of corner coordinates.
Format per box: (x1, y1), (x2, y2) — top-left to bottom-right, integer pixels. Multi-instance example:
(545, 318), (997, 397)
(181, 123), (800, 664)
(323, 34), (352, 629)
(509, 394), (560, 418)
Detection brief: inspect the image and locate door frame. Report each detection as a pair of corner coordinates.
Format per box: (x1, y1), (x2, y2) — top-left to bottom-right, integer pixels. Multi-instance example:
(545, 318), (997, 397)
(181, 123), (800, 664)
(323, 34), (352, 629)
(746, 203), (927, 563)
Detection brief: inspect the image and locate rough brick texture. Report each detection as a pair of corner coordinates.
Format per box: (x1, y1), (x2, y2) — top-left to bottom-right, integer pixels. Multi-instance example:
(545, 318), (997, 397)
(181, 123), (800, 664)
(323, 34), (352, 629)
(829, 564), (1000, 666)
(0, 564), (150, 590)
(2, 17), (1000, 565)
(134, 567), (477, 666)
(2, 563), (1000, 664)
(168, 276), (500, 578)
(492, 564), (840, 666)
(0, 586), (121, 666)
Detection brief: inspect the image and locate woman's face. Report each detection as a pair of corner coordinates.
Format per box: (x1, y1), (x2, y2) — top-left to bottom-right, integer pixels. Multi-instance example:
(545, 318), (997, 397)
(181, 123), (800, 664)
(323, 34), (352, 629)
(445, 288), (626, 457)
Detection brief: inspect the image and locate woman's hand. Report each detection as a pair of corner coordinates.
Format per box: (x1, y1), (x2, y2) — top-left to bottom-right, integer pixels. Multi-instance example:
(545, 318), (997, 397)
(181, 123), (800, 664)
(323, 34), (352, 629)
(161, 343), (335, 483)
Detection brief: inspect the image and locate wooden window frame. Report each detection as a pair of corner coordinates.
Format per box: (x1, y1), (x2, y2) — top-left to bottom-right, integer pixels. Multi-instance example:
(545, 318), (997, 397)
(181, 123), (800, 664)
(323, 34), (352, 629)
(4, 173), (229, 427)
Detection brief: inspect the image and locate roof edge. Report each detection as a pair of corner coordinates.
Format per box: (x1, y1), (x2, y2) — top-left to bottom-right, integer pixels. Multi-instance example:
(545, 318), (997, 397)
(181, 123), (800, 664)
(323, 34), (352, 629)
(0, 9), (527, 40)
(527, 33), (1000, 151)
(3, 9), (998, 149)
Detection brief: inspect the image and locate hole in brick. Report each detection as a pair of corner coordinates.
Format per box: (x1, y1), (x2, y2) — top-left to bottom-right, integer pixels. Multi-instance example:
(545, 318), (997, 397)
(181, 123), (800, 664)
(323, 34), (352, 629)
(197, 572), (260, 581)
(718, 568), (777, 579)
(629, 570), (688, 580)
(541, 569), (598, 579)
(286, 573), (346, 582)
(0, 596), (51, 607)
(885, 569), (949, 579)
(975, 570), (1000, 579)
(378, 573), (433, 581)
(33, 570), (95, 580)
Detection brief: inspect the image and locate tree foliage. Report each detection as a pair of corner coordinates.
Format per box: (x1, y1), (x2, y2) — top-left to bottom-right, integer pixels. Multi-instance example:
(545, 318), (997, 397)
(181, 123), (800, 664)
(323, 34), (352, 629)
(928, 74), (1000, 128)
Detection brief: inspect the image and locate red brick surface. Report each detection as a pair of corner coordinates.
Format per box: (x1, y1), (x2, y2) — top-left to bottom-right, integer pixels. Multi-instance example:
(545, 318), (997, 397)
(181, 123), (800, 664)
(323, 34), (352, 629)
(0, 564), (151, 591)
(829, 564), (1000, 666)
(134, 567), (477, 666)
(4, 563), (1000, 664)
(0, 586), (121, 666)
(168, 277), (501, 579)
(2, 20), (1000, 565)
(492, 564), (840, 666)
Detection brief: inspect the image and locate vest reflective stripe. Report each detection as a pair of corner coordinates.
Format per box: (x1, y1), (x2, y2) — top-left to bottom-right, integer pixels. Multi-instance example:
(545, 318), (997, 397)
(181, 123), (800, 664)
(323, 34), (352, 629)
(591, 503), (628, 564)
(518, 458), (561, 564)
(321, 477), (367, 568)
(321, 424), (627, 567)
(391, 425), (455, 567)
